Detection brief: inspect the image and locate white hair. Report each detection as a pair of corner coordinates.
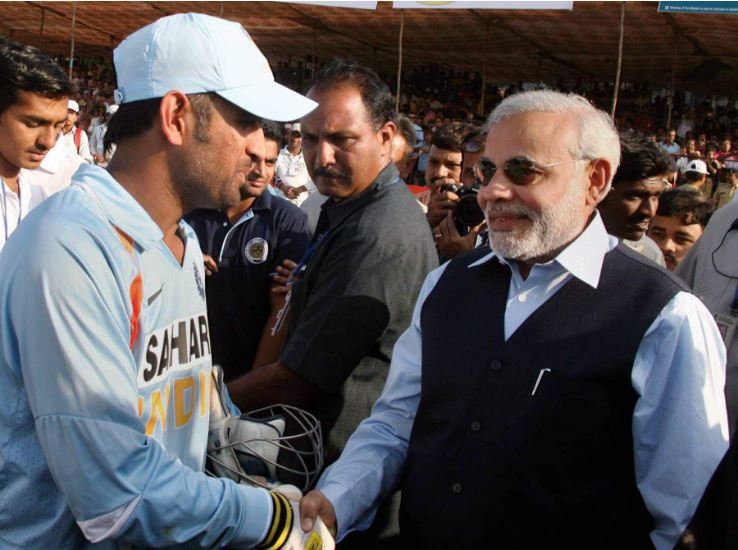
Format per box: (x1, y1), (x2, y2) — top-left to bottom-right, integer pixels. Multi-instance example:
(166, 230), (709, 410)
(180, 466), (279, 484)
(484, 90), (621, 191)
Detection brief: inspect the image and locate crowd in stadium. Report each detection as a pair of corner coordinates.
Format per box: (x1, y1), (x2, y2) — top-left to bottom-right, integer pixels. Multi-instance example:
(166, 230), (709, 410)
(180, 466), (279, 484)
(2, 11), (738, 550)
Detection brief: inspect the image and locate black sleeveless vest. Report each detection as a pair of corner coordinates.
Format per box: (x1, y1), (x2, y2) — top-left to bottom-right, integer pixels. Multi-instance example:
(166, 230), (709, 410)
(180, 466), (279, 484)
(400, 245), (687, 549)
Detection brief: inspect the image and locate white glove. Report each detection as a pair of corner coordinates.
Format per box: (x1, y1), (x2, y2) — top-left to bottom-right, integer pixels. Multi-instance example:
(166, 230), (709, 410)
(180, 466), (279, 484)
(258, 486), (335, 550)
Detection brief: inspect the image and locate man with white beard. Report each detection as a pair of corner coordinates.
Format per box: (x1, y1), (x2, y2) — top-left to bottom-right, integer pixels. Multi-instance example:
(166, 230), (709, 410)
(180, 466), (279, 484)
(299, 90), (729, 550)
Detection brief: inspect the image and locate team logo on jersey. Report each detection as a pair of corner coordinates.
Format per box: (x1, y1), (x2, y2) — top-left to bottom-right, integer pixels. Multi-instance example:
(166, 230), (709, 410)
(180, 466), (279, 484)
(244, 238), (269, 264)
(193, 262), (205, 301)
(139, 313), (211, 386)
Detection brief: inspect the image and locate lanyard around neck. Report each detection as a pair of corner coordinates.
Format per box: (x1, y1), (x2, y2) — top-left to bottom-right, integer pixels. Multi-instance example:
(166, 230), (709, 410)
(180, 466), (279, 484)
(1, 177), (22, 243)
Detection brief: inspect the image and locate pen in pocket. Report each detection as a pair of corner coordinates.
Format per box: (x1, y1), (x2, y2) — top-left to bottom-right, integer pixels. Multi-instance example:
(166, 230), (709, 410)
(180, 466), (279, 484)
(531, 368), (551, 396)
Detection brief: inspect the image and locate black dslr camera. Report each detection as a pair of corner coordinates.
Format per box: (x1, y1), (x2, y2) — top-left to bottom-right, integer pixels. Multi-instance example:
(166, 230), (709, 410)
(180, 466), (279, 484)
(441, 183), (485, 235)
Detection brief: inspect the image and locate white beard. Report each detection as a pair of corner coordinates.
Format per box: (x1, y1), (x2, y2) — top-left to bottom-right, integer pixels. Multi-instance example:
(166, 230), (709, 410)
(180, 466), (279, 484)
(485, 177), (587, 262)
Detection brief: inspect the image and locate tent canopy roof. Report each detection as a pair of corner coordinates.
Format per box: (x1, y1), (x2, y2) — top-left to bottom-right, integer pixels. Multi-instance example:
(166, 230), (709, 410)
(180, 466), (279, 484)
(2, 1), (737, 95)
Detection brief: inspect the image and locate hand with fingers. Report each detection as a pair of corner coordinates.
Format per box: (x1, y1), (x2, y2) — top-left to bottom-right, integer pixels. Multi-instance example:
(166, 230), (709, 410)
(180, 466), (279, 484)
(300, 490), (337, 540)
(426, 179), (460, 228)
(203, 254), (218, 276)
(271, 258), (297, 294)
(435, 211), (486, 260)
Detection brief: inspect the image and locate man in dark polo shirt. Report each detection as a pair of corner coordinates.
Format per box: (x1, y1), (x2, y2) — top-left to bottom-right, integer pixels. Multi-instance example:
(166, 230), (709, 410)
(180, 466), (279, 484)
(187, 121), (309, 380)
(227, 60), (438, 468)
(299, 90), (728, 549)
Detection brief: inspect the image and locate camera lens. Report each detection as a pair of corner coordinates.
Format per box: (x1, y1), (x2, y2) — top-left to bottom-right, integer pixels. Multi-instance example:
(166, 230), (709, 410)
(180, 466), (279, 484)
(455, 194), (485, 228)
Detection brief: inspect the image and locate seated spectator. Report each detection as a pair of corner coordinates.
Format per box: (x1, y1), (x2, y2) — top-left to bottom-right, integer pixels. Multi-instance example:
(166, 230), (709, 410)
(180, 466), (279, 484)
(717, 139), (734, 161)
(413, 127), (432, 185)
(658, 128), (680, 156)
(680, 160), (709, 195)
(713, 167), (738, 211)
(647, 188), (713, 271)
(598, 132), (670, 266)
(705, 144), (723, 187)
(275, 123), (315, 206)
(697, 133), (709, 154)
(89, 104), (118, 166)
(677, 108), (695, 140)
(700, 109), (722, 138)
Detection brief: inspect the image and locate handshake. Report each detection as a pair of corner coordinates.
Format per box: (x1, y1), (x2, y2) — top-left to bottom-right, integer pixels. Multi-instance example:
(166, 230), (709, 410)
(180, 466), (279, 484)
(206, 366), (337, 550)
(259, 485), (336, 550)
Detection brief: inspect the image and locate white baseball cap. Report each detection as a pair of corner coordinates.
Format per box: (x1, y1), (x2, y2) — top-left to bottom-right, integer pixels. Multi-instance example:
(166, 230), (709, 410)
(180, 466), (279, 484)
(686, 159), (709, 175)
(67, 100), (80, 113)
(113, 13), (317, 122)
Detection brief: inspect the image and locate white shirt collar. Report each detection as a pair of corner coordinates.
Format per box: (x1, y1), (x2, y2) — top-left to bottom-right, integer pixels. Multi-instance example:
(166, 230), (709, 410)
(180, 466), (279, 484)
(469, 211), (617, 289)
(281, 146), (302, 158)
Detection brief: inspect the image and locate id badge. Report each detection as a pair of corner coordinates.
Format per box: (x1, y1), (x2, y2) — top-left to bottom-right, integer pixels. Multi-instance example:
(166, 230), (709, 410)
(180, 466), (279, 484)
(715, 312), (738, 352)
(288, 158), (300, 177)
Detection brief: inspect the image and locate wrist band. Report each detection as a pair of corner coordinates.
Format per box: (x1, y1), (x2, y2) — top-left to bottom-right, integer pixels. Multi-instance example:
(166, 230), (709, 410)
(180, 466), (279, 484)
(256, 491), (293, 550)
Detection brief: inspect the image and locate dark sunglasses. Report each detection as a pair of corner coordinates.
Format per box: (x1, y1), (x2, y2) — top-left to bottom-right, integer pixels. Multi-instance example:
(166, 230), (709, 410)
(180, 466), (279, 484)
(474, 156), (581, 187)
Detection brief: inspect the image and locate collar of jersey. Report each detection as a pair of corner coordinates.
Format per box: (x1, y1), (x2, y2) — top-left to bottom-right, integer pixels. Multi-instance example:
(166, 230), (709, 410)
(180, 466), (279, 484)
(74, 163), (163, 250)
(252, 189), (273, 212)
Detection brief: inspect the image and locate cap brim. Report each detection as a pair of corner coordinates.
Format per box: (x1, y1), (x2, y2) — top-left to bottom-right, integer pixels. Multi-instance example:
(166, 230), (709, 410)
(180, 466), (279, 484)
(218, 81), (317, 122)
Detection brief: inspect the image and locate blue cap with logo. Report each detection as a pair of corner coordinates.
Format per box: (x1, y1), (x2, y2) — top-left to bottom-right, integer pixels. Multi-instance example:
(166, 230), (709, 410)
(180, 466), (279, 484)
(113, 13), (317, 122)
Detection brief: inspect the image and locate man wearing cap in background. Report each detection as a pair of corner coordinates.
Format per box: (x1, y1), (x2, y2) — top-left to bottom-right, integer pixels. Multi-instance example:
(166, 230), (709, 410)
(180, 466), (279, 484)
(276, 122), (316, 206)
(713, 164), (738, 210)
(89, 103), (118, 166)
(680, 159), (709, 195)
(0, 13), (322, 549)
(58, 99), (93, 163)
(0, 36), (74, 253)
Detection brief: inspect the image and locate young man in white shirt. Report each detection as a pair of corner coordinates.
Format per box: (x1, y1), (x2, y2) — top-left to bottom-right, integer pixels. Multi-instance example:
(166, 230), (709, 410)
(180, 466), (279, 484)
(58, 99), (93, 164)
(89, 103), (118, 166)
(275, 122), (316, 206)
(0, 37), (73, 252)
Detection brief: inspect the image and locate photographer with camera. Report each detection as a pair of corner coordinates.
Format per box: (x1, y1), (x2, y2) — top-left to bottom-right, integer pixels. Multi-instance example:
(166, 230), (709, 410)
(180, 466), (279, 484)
(427, 125), (488, 260)
(426, 122), (469, 227)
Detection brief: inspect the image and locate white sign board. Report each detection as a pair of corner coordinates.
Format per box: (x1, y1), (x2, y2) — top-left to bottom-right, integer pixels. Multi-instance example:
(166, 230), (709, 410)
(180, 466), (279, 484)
(393, 1), (572, 9)
(282, 1), (378, 8)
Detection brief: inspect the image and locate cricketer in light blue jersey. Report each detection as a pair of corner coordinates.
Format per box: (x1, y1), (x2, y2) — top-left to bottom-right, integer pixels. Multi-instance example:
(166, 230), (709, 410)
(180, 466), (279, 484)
(0, 11), (318, 550)
(0, 165), (273, 547)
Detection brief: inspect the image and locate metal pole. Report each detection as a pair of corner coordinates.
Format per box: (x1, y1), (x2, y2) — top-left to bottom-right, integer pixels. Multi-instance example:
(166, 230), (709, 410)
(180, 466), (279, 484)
(666, 35), (677, 129)
(312, 28), (316, 79)
(479, 28), (488, 116)
(610, 2), (625, 121)
(395, 10), (404, 112)
(68, 1), (77, 78)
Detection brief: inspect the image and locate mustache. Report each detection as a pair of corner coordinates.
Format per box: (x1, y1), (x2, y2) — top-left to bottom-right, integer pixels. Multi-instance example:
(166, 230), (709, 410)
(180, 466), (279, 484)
(663, 252), (678, 264)
(485, 203), (535, 218)
(313, 167), (347, 179)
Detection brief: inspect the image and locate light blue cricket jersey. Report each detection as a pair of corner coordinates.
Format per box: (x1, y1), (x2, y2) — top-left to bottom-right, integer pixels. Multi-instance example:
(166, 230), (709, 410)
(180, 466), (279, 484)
(0, 165), (270, 548)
